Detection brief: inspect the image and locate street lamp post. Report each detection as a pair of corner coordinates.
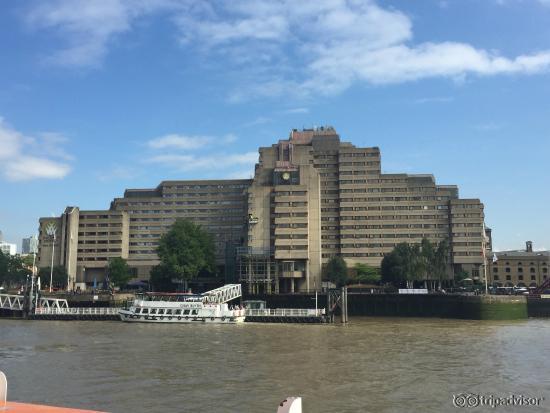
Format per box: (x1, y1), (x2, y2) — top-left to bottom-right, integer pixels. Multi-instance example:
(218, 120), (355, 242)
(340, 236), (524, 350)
(45, 223), (57, 293)
(28, 235), (38, 312)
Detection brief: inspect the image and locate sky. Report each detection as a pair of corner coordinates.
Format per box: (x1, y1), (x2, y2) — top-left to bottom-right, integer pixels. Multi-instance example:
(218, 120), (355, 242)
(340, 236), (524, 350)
(0, 0), (549, 252)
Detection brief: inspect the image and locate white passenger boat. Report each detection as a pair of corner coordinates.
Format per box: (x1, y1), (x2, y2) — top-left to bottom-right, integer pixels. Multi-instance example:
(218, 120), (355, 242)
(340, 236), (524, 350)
(119, 284), (245, 324)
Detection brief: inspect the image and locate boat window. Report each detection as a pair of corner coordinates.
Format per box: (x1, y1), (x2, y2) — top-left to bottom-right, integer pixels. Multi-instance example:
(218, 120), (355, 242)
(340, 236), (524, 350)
(150, 309), (157, 314)
(166, 309), (173, 315)
(191, 310), (198, 315)
(141, 308), (148, 314)
(158, 309), (165, 315)
(135, 308), (141, 314)
(183, 310), (190, 315)
(175, 309), (182, 315)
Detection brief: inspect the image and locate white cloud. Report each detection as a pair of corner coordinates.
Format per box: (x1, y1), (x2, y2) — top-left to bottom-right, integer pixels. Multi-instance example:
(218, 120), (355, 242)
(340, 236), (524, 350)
(281, 107), (310, 114)
(25, 0), (550, 96)
(227, 169), (254, 179)
(25, 0), (175, 67)
(146, 152), (258, 171)
(147, 134), (212, 150)
(223, 133), (238, 144)
(147, 132), (238, 149)
(4, 156), (70, 181)
(413, 97), (454, 104)
(0, 118), (72, 181)
(97, 165), (140, 182)
(177, 1), (550, 98)
(142, 130), (252, 175)
(243, 116), (272, 127)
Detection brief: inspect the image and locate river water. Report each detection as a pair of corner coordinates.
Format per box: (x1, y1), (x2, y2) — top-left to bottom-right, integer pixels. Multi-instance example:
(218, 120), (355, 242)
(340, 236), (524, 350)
(1, 318), (549, 413)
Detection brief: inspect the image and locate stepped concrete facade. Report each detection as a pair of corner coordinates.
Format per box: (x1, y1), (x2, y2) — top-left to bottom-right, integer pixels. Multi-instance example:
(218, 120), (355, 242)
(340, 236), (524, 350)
(38, 127), (486, 292)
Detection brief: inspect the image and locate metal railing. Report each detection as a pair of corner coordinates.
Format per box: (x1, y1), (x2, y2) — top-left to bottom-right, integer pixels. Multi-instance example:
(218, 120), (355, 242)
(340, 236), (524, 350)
(245, 308), (324, 317)
(0, 294), (24, 311)
(203, 284), (242, 304)
(34, 307), (120, 316)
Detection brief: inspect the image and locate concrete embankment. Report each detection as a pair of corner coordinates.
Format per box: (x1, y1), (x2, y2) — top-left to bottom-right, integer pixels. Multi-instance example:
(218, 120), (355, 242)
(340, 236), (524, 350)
(244, 293), (543, 320)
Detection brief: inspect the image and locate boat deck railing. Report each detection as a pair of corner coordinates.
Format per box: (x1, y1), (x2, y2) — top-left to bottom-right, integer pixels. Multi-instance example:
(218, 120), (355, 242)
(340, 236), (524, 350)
(245, 308), (324, 317)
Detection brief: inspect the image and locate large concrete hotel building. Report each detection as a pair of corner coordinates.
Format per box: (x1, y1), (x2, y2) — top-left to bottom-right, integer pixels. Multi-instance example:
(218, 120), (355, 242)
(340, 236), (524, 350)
(38, 127), (486, 292)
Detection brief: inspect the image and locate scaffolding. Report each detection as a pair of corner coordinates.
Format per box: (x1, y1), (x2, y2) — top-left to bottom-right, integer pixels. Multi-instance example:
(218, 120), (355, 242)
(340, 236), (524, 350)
(236, 247), (278, 294)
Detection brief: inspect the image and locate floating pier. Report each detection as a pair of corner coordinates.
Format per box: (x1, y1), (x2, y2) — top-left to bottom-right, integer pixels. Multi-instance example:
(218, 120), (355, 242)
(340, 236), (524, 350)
(28, 307), (120, 321)
(244, 308), (327, 323)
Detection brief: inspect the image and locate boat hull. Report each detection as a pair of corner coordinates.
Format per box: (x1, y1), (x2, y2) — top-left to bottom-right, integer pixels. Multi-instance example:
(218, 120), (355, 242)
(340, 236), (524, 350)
(119, 309), (244, 324)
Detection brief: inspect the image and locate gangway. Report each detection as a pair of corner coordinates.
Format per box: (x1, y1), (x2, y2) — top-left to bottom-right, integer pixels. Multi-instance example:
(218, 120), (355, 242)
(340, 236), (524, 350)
(202, 284), (242, 304)
(532, 278), (550, 295)
(38, 297), (69, 309)
(0, 294), (24, 311)
(0, 293), (69, 312)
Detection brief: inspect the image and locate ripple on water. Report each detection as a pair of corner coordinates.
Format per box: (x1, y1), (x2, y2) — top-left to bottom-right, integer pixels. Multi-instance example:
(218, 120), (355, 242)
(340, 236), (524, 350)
(1, 318), (549, 413)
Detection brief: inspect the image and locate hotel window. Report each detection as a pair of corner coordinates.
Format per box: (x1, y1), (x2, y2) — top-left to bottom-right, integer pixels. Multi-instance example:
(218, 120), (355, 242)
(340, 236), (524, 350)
(531, 267), (536, 273)
(518, 275), (524, 281)
(506, 275), (511, 281)
(494, 275), (499, 280)
(531, 276), (536, 281)
(505, 267), (510, 273)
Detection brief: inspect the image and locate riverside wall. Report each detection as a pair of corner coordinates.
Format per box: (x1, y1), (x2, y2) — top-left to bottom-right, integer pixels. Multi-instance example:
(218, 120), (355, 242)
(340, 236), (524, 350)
(243, 293), (539, 320)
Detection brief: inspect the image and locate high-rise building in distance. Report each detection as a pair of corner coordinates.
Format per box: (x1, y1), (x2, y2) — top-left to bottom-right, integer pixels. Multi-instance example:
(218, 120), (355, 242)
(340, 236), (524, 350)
(38, 127), (486, 292)
(22, 237), (35, 255)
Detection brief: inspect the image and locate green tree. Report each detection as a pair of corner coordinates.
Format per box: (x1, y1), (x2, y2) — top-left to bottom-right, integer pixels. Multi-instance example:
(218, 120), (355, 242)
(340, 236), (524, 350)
(38, 266), (67, 289)
(153, 219), (216, 290)
(150, 264), (176, 291)
(323, 256), (348, 288)
(3, 255), (31, 287)
(455, 269), (470, 284)
(408, 243), (426, 288)
(381, 243), (425, 288)
(0, 250), (9, 287)
(22, 254), (36, 268)
(353, 263), (381, 285)
(108, 257), (132, 289)
(419, 238), (450, 289)
(421, 238), (436, 287)
(433, 239), (450, 289)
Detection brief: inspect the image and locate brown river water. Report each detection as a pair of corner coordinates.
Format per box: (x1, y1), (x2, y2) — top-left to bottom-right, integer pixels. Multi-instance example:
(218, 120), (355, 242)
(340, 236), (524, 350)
(1, 318), (549, 413)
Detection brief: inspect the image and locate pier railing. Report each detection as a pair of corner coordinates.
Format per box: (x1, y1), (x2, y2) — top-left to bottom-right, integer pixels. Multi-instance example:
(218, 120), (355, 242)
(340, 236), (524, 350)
(245, 308), (324, 317)
(34, 307), (120, 316)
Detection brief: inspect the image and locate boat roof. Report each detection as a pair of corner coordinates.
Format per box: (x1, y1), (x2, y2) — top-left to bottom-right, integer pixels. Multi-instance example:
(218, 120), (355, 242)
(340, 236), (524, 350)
(142, 292), (203, 297)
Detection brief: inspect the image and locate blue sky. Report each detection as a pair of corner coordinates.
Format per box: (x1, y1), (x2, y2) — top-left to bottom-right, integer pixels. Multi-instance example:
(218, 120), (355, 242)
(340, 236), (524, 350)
(0, 0), (549, 252)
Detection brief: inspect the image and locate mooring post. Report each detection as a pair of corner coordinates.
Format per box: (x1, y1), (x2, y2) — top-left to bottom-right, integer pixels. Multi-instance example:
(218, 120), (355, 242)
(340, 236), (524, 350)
(326, 290), (332, 323)
(346, 287), (349, 323)
(341, 286), (348, 323)
(341, 287), (345, 323)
